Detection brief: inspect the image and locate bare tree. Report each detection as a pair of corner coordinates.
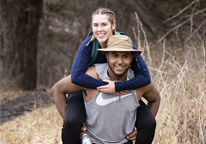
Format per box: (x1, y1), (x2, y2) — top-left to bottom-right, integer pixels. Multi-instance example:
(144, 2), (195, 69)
(1, 0), (43, 90)
(2, 0), (203, 89)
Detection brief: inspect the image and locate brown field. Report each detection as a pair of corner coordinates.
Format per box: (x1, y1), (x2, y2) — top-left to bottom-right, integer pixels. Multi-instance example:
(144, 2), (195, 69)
(0, 35), (205, 143)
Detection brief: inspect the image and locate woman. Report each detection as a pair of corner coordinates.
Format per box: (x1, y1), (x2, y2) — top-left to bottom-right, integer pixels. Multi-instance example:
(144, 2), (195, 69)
(53, 8), (156, 144)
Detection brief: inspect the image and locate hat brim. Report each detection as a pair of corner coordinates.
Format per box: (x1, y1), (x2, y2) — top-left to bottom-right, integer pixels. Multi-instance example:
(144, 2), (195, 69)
(98, 48), (142, 58)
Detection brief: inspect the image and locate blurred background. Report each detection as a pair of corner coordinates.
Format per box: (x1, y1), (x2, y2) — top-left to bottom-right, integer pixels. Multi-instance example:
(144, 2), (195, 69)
(0, 0), (206, 143)
(1, 0), (205, 90)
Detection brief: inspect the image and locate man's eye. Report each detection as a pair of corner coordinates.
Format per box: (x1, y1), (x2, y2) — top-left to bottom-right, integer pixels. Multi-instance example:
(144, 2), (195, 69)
(112, 55), (118, 57)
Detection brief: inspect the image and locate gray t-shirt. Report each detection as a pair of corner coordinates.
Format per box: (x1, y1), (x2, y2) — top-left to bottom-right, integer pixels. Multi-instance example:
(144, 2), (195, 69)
(84, 63), (140, 144)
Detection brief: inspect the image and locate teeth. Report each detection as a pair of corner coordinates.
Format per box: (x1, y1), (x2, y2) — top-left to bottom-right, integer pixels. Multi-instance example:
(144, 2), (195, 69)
(98, 33), (104, 36)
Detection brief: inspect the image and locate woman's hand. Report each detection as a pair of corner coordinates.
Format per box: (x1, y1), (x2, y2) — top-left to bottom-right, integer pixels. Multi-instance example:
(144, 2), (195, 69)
(126, 129), (138, 141)
(97, 79), (128, 95)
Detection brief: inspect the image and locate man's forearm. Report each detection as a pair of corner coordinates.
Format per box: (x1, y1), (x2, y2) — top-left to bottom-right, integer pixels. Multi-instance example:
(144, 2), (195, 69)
(52, 87), (67, 119)
(54, 95), (66, 119)
(148, 90), (161, 117)
(148, 100), (160, 117)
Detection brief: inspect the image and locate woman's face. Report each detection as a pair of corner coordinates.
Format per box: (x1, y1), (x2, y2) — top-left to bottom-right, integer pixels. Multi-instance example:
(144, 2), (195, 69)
(92, 14), (116, 47)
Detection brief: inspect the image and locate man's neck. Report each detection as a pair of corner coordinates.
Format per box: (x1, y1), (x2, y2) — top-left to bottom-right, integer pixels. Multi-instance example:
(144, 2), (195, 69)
(107, 66), (128, 82)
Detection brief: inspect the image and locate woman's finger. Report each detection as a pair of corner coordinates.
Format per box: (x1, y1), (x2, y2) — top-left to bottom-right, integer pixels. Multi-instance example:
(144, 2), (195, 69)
(97, 85), (109, 90)
(102, 79), (112, 83)
(98, 89), (108, 93)
(119, 91), (127, 95)
(97, 80), (115, 94)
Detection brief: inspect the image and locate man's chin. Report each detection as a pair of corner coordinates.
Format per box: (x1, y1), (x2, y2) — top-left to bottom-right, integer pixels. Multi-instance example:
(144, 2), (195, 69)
(114, 72), (124, 77)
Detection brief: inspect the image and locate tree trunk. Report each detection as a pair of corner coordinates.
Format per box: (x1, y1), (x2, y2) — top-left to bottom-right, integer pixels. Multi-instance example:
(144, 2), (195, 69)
(1, 0), (43, 90)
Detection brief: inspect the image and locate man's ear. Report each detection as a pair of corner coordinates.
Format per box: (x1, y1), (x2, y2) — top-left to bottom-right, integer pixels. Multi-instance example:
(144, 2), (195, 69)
(106, 53), (109, 61)
(131, 54), (134, 63)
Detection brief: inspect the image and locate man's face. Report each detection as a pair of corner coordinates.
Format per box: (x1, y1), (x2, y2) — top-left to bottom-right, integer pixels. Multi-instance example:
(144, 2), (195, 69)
(106, 51), (133, 80)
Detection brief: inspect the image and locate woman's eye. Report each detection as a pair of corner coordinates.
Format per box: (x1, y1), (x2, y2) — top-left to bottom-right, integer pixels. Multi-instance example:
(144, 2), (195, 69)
(102, 23), (107, 26)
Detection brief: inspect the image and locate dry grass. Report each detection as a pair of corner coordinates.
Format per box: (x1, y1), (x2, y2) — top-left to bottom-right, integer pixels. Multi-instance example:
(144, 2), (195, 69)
(0, 105), (63, 144)
(151, 42), (206, 144)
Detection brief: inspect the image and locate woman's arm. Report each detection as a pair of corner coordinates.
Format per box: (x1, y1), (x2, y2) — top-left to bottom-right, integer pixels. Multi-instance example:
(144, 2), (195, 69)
(71, 35), (150, 92)
(71, 35), (108, 89)
(98, 44), (151, 92)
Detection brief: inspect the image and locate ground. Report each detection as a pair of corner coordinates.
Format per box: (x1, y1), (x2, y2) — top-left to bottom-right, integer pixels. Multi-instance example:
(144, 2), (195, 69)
(0, 89), (54, 125)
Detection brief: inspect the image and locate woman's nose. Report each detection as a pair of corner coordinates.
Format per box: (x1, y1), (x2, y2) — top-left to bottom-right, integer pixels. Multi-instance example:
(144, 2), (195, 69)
(98, 26), (102, 31)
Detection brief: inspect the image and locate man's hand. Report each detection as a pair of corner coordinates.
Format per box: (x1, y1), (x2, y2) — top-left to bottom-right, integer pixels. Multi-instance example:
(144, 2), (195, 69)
(97, 79), (128, 95)
(81, 123), (137, 141)
(81, 123), (87, 133)
(126, 129), (138, 141)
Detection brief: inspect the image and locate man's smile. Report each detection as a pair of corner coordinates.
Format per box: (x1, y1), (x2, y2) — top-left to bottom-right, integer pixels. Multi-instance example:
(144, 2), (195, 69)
(115, 65), (125, 71)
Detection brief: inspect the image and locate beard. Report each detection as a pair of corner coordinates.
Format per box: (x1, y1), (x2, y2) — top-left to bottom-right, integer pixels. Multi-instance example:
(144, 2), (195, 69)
(107, 60), (130, 80)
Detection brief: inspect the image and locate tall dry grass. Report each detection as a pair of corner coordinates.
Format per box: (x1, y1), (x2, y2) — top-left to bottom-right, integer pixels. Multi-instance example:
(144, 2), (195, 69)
(151, 38), (206, 144)
(134, 8), (206, 143)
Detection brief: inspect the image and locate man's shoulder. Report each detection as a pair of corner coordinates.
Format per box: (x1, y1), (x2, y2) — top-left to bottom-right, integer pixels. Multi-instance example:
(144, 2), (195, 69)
(135, 82), (154, 93)
(95, 63), (109, 80)
(86, 63), (108, 80)
(85, 66), (99, 79)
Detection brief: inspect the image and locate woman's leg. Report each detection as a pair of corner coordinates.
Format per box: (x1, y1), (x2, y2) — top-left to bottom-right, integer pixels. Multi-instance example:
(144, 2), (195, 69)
(135, 100), (156, 144)
(62, 91), (86, 144)
(124, 140), (133, 144)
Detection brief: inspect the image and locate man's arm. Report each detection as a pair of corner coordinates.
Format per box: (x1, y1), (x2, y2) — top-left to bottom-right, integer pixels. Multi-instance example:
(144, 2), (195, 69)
(146, 85), (161, 117)
(137, 82), (161, 117)
(52, 75), (83, 119)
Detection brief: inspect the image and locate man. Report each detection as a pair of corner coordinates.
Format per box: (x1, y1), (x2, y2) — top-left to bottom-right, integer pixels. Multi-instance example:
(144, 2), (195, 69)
(52, 35), (161, 144)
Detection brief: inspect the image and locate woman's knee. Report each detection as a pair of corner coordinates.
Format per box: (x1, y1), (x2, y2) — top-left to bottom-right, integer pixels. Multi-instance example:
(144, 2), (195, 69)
(145, 116), (156, 131)
(136, 111), (156, 132)
(62, 116), (82, 144)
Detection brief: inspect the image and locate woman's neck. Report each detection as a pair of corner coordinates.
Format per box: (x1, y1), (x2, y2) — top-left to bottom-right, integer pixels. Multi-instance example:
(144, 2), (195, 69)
(99, 42), (107, 49)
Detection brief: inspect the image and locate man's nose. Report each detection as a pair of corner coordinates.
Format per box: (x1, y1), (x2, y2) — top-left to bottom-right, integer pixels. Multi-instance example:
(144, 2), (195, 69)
(117, 58), (123, 64)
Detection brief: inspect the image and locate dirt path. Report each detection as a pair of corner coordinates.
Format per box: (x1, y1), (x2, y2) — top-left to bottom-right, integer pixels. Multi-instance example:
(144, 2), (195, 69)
(0, 90), (54, 125)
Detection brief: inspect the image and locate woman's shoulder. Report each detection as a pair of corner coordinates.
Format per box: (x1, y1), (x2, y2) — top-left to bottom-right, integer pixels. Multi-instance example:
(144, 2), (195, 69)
(81, 34), (93, 45)
(79, 34), (93, 51)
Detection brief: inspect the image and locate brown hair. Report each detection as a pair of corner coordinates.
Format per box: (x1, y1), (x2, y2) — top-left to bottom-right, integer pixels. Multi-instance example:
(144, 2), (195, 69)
(87, 8), (117, 45)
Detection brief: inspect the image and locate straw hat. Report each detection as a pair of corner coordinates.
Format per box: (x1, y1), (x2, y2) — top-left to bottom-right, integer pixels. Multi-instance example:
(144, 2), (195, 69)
(98, 35), (141, 57)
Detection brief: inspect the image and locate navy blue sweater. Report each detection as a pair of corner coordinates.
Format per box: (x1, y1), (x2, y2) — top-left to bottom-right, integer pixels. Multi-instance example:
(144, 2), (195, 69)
(71, 34), (151, 91)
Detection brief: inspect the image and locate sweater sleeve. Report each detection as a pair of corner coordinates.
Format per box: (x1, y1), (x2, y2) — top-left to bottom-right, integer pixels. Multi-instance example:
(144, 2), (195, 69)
(71, 35), (151, 91)
(114, 44), (151, 91)
(71, 36), (108, 89)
